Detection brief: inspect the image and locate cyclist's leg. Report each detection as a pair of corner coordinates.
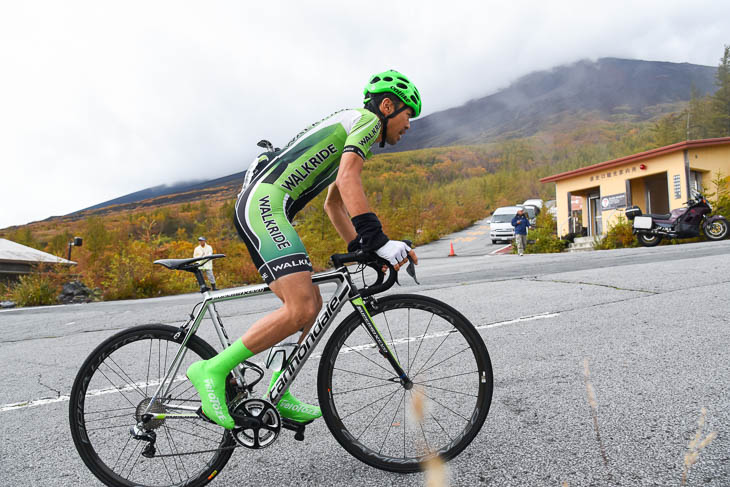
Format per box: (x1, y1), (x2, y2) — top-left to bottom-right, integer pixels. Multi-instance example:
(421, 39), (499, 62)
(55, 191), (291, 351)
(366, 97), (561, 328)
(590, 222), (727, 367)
(188, 185), (322, 428)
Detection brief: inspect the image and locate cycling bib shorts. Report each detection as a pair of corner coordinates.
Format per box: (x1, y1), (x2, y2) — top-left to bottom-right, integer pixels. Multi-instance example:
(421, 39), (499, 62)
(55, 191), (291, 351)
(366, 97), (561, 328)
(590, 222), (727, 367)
(234, 108), (381, 284)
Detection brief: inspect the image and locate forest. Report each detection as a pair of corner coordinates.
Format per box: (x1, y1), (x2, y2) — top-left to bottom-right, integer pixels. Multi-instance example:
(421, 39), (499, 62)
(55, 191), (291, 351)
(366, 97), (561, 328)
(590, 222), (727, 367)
(3, 46), (729, 305)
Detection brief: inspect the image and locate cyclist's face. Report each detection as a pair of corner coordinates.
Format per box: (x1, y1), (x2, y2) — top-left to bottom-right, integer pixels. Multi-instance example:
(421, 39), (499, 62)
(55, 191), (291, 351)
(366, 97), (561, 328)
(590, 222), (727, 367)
(385, 106), (412, 145)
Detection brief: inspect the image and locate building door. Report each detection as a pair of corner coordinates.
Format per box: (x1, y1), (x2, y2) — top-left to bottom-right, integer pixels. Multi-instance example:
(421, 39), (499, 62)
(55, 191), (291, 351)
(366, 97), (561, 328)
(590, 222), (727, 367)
(644, 172), (669, 214)
(588, 193), (602, 236)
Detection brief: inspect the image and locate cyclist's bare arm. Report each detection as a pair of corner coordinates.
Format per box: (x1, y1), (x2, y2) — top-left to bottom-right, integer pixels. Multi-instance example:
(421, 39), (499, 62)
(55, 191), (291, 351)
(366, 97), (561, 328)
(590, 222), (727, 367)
(334, 151), (417, 269)
(324, 180), (357, 244)
(334, 151), (371, 217)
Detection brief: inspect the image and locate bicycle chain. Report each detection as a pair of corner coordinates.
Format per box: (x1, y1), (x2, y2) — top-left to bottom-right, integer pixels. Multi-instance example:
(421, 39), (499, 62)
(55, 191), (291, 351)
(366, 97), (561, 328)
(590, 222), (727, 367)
(149, 442), (240, 458)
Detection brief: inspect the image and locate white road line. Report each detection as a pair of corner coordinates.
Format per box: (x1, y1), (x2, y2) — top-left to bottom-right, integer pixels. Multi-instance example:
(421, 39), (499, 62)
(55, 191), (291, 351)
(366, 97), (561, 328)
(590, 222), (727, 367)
(312, 311), (560, 358)
(1, 312), (559, 413)
(489, 244), (513, 255)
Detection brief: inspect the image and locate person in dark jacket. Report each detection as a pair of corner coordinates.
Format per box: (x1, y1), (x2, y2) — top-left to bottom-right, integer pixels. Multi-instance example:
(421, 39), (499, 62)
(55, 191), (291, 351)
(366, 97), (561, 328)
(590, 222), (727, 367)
(511, 209), (530, 256)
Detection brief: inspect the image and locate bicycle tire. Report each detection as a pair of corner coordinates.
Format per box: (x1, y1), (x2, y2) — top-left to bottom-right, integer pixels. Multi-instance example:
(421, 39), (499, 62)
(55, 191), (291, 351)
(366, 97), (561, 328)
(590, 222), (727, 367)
(317, 294), (493, 473)
(69, 324), (235, 487)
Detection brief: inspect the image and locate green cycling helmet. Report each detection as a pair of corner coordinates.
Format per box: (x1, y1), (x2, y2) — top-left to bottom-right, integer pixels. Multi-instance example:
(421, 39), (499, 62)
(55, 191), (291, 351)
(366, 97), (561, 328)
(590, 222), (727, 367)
(363, 70), (422, 118)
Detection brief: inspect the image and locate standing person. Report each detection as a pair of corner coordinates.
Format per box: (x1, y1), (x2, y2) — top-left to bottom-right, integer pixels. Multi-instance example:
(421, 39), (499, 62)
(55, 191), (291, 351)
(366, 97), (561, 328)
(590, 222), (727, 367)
(512, 209), (530, 256)
(186, 70), (421, 429)
(193, 236), (217, 290)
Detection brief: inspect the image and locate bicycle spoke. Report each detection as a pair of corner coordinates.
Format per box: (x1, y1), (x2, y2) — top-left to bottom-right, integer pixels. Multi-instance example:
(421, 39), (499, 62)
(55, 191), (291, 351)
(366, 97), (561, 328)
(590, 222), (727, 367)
(379, 390), (405, 454)
(408, 312), (436, 376)
(95, 368), (140, 410)
(86, 406), (136, 415)
(146, 339), (153, 396)
(355, 387), (401, 439)
(414, 345), (471, 379)
(87, 424), (136, 432)
(380, 312), (402, 366)
(421, 389), (469, 422)
(343, 339), (397, 377)
(407, 308), (410, 377)
(106, 356), (148, 398)
(411, 330), (457, 379)
(121, 440), (141, 480)
(85, 411), (137, 423)
(164, 425), (222, 445)
(417, 382), (478, 398)
(167, 380), (196, 400)
(164, 425), (188, 482)
(341, 386), (400, 421)
(333, 381), (400, 396)
(179, 416), (223, 436)
(410, 390), (431, 453)
(332, 366), (392, 382)
(427, 409), (453, 443)
(112, 435), (133, 472)
(414, 370), (479, 384)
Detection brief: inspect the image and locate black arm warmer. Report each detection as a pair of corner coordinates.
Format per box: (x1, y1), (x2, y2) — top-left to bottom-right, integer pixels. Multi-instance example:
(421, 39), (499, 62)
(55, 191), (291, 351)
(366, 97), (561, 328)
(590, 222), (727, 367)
(351, 212), (389, 252)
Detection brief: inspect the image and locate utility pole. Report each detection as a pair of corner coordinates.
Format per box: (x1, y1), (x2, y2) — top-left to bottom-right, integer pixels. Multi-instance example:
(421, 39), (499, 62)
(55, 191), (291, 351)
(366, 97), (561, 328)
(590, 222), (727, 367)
(67, 237), (83, 261)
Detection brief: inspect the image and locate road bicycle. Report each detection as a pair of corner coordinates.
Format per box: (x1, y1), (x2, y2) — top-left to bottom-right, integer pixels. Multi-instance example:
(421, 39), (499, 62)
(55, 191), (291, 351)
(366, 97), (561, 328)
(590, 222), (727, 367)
(69, 247), (493, 486)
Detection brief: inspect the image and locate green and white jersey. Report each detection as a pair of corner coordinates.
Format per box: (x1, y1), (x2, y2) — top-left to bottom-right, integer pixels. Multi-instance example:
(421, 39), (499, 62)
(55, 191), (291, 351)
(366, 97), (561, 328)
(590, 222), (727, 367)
(234, 108), (381, 283)
(253, 108), (381, 218)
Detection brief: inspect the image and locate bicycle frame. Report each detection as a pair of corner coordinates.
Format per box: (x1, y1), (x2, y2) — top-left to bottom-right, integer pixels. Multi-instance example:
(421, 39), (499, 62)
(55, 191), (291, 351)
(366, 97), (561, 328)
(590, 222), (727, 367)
(142, 266), (408, 419)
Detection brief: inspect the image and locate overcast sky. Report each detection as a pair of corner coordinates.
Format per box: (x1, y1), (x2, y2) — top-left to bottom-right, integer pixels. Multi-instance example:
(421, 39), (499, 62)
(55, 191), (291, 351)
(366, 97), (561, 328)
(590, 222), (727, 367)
(1, 0), (729, 229)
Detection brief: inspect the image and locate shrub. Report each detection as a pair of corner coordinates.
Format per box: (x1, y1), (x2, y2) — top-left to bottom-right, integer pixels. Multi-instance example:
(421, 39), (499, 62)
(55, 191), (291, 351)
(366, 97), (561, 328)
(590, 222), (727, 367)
(11, 273), (58, 307)
(522, 212), (568, 253)
(593, 215), (637, 250)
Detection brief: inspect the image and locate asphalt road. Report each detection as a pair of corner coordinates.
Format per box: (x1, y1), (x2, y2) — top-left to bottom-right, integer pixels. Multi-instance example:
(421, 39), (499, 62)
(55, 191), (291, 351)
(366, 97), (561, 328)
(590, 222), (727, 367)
(1, 219), (729, 486)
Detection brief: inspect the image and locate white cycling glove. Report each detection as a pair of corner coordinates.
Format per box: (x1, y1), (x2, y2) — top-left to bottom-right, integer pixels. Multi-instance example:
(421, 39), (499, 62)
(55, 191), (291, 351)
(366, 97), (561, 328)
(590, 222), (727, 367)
(375, 240), (411, 266)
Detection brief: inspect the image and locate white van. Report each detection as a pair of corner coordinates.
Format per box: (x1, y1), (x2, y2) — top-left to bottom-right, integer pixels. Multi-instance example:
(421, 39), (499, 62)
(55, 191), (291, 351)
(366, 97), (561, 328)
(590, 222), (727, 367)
(523, 199), (544, 209)
(489, 206), (522, 244)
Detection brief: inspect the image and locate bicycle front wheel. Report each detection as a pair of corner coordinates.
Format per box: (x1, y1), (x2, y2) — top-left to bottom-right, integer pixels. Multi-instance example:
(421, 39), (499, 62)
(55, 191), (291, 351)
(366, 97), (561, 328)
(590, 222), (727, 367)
(318, 294), (493, 473)
(69, 324), (235, 487)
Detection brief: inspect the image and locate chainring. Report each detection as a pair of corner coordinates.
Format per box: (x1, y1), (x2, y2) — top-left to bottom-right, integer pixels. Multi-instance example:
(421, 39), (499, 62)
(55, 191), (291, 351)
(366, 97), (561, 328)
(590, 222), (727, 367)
(231, 398), (281, 449)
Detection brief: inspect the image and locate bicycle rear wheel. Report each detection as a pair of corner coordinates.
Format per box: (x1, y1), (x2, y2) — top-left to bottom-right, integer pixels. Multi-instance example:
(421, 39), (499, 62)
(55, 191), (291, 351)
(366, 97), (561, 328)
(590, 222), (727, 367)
(69, 324), (235, 487)
(318, 294), (493, 473)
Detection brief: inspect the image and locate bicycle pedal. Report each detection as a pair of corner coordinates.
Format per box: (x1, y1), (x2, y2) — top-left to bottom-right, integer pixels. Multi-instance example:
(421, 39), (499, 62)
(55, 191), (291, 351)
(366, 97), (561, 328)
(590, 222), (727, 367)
(195, 407), (216, 425)
(281, 417), (307, 441)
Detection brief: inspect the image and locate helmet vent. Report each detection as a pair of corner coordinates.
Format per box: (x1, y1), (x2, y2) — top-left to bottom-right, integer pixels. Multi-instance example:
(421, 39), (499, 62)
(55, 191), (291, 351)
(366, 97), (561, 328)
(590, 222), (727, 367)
(396, 82), (408, 89)
(371, 76), (381, 83)
(384, 76), (393, 82)
(411, 95), (418, 104)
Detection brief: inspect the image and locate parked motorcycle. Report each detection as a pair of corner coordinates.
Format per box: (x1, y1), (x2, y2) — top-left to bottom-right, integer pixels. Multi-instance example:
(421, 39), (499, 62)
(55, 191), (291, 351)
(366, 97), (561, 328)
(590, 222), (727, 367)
(625, 192), (729, 247)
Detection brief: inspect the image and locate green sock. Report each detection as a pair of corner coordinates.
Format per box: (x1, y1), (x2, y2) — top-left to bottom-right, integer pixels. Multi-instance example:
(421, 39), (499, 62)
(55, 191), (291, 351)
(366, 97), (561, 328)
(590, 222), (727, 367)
(187, 339), (254, 429)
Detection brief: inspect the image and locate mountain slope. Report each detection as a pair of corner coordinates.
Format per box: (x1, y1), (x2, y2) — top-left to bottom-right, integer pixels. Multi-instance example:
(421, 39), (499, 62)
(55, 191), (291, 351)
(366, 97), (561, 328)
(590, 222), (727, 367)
(381, 58), (716, 152)
(52, 57), (717, 219)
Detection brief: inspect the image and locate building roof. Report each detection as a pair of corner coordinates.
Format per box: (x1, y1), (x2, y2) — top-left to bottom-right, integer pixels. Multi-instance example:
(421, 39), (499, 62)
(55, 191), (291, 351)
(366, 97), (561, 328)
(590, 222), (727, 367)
(0, 238), (76, 265)
(540, 137), (730, 183)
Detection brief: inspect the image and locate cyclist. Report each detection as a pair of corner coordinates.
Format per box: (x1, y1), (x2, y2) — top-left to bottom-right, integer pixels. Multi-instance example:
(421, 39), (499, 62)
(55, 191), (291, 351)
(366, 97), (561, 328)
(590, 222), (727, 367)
(187, 70), (421, 429)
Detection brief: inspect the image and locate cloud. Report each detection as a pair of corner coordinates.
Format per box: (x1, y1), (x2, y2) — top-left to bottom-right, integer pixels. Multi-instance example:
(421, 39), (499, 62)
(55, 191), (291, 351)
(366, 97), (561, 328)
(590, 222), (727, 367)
(1, 0), (729, 228)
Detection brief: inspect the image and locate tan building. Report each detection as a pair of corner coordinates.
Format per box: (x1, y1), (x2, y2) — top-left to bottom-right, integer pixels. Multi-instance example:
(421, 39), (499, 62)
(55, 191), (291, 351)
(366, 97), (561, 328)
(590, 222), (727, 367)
(540, 137), (730, 237)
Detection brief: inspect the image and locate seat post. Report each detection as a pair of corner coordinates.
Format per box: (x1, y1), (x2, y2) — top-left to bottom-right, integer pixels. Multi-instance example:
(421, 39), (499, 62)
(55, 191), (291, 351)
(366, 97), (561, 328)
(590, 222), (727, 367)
(193, 269), (209, 293)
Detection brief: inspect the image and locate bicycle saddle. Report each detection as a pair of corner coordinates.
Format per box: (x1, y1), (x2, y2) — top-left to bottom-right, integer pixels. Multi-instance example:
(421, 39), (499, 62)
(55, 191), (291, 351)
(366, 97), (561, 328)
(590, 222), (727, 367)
(154, 254), (226, 271)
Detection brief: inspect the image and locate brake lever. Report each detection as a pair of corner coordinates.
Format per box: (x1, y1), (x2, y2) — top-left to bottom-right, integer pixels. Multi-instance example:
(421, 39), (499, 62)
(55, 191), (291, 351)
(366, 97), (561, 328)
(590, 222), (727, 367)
(405, 255), (419, 285)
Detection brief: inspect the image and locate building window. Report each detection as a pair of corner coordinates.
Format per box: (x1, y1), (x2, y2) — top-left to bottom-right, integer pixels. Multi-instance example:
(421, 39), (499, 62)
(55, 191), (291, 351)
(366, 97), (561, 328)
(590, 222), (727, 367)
(690, 170), (703, 193)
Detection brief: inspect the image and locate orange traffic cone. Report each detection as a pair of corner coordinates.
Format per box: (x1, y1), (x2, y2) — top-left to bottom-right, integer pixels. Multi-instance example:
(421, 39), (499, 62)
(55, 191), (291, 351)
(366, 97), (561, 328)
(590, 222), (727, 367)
(448, 242), (457, 257)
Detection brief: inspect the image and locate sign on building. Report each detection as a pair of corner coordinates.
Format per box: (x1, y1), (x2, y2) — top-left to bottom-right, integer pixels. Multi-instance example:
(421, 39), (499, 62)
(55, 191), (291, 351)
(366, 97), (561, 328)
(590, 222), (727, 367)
(600, 193), (627, 211)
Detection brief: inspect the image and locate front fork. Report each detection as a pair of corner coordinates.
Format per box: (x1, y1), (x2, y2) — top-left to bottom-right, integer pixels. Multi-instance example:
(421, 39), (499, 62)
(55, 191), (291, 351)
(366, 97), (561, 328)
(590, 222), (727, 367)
(350, 296), (413, 390)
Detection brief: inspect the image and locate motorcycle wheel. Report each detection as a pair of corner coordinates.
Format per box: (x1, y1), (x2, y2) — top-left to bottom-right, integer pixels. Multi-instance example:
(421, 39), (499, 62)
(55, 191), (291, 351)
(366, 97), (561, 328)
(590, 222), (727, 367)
(637, 233), (662, 247)
(704, 220), (729, 241)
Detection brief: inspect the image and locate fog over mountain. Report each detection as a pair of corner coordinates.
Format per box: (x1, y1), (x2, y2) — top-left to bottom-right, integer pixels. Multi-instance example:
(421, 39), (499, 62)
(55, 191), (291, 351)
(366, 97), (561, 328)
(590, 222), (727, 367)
(61, 57), (717, 217)
(378, 58), (716, 152)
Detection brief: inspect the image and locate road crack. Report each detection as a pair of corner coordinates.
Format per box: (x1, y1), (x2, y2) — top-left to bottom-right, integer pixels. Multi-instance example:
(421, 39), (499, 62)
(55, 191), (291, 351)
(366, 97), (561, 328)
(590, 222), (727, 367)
(528, 277), (659, 294)
(36, 373), (62, 398)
